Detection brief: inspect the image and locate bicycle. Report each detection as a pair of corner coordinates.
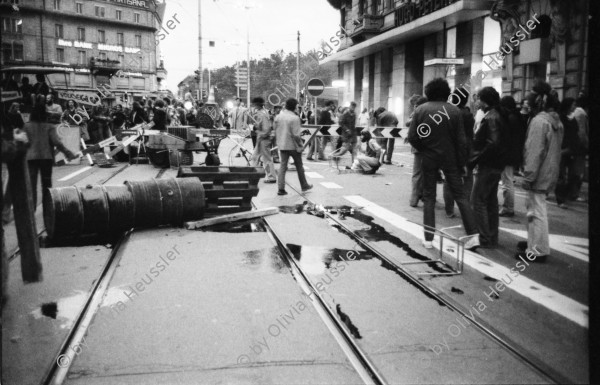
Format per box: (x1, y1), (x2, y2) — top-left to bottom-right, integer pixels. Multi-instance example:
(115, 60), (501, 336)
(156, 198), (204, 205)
(227, 131), (254, 166)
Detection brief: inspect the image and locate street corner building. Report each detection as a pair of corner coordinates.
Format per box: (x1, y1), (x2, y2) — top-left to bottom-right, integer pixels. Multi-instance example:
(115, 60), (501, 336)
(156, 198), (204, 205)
(321, 0), (589, 125)
(0, 0), (171, 102)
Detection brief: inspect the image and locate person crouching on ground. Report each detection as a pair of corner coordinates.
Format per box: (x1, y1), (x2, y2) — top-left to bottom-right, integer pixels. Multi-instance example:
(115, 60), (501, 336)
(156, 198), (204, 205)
(407, 78), (480, 251)
(249, 97), (277, 184)
(274, 98), (312, 196)
(351, 130), (382, 174)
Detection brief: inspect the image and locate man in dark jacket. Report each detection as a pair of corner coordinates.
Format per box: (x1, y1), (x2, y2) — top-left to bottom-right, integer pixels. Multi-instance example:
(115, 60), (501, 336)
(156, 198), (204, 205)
(408, 78), (480, 250)
(468, 87), (509, 248)
(444, 88), (474, 216)
(498, 96), (527, 217)
(374, 107), (399, 164)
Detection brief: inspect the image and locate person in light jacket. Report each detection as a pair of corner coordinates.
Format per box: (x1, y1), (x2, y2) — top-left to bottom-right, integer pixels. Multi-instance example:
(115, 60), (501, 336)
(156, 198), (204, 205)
(516, 81), (563, 263)
(274, 98), (312, 196)
(25, 96), (80, 208)
(249, 97), (277, 183)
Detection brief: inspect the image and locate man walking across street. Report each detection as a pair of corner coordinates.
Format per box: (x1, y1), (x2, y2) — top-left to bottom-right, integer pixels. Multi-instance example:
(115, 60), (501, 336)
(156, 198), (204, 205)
(408, 78), (480, 250)
(274, 98), (312, 196)
(249, 97), (277, 184)
(516, 81), (563, 263)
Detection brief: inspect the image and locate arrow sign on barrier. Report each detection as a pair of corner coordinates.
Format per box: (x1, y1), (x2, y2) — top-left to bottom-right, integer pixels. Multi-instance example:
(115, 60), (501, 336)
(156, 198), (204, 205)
(301, 125), (403, 138)
(370, 127), (402, 138)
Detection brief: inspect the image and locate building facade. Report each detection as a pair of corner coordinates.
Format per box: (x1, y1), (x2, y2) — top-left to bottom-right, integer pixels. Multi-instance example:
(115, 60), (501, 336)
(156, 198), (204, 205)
(1, 0), (168, 100)
(321, 0), (589, 125)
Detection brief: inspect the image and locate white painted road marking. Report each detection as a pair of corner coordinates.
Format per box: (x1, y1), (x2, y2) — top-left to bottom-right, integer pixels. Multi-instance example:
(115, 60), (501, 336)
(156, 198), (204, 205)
(305, 172), (324, 179)
(58, 166), (93, 182)
(500, 227), (588, 263)
(344, 195), (588, 328)
(321, 182), (343, 189)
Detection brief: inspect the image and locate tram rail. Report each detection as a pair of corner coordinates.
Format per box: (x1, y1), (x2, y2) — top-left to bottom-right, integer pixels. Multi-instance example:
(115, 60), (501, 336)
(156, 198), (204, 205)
(284, 184), (564, 385)
(15, 175), (564, 384)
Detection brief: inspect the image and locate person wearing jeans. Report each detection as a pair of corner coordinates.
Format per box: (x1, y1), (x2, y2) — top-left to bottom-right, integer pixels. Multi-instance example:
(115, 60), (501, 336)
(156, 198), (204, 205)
(249, 97), (277, 183)
(422, 158), (479, 244)
(374, 107), (398, 164)
(468, 87), (510, 248)
(25, 96), (80, 208)
(408, 78), (480, 250)
(406, 95), (427, 207)
(499, 96), (527, 217)
(517, 81), (563, 262)
(274, 98), (312, 195)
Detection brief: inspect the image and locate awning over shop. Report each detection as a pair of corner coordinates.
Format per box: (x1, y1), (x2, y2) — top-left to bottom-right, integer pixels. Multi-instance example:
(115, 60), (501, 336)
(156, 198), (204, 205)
(320, 0), (493, 64)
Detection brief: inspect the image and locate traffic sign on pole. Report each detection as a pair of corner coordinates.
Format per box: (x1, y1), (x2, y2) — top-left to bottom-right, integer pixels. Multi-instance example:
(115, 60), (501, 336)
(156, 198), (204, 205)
(307, 78), (325, 97)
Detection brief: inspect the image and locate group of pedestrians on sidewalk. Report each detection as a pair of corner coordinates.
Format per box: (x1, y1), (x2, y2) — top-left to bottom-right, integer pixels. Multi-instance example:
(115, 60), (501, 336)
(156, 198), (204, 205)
(408, 77), (588, 262)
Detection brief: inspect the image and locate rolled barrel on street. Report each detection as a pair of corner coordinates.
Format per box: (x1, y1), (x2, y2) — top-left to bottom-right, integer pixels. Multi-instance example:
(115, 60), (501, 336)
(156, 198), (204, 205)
(44, 178), (205, 240)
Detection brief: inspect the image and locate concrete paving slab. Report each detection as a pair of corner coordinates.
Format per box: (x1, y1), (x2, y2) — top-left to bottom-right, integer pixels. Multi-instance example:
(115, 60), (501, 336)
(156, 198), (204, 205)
(64, 228), (362, 384)
(2, 246), (112, 385)
(262, 211), (548, 384)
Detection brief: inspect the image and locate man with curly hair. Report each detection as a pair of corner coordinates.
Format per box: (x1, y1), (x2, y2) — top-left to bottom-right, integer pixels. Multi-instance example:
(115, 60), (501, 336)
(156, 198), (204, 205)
(408, 78), (480, 251)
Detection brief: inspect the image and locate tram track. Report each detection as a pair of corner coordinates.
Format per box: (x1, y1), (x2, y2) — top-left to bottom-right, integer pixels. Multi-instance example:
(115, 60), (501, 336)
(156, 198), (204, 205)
(30, 173), (559, 384)
(284, 184), (563, 384)
(259, 211), (387, 385)
(32, 165), (169, 385)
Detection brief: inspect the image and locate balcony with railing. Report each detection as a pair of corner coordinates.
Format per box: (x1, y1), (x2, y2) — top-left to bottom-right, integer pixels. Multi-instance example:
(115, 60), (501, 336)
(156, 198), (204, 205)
(90, 57), (121, 76)
(156, 59), (167, 81)
(348, 14), (384, 43)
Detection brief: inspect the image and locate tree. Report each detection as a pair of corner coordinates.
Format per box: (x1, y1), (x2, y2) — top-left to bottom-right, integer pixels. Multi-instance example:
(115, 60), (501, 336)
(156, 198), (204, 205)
(177, 48), (339, 108)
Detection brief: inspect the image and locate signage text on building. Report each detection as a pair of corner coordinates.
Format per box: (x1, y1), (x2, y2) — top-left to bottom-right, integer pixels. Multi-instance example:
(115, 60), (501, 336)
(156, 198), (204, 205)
(105, 0), (149, 9)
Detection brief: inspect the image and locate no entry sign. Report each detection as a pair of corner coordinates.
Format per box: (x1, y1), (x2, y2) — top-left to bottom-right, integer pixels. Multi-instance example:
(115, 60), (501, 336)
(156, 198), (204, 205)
(307, 78), (325, 97)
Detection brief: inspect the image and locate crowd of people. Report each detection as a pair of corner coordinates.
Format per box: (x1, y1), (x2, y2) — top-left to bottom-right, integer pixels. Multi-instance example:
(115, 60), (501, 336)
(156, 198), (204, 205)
(1, 74), (589, 279)
(407, 78), (588, 263)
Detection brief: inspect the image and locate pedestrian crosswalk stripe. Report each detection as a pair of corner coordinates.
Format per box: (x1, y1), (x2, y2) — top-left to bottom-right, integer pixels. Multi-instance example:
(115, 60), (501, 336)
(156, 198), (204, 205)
(58, 166), (93, 182)
(321, 182), (343, 189)
(343, 195), (588, 328)
(500, 227), (588, 263)
(305, 172), (324, 179)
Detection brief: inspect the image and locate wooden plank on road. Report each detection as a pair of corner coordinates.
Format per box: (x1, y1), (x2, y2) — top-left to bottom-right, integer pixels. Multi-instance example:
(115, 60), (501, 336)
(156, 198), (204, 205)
(185, 207), (279, 230)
